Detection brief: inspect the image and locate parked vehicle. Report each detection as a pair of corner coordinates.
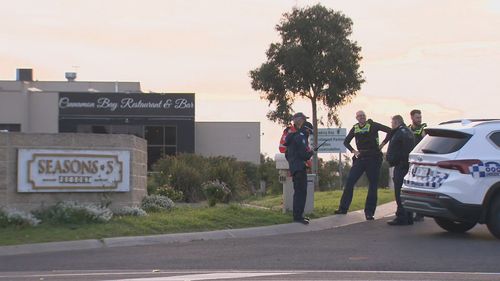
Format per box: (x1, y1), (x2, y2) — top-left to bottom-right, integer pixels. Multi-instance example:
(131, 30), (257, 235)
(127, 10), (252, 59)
(401, 119), (500, 238)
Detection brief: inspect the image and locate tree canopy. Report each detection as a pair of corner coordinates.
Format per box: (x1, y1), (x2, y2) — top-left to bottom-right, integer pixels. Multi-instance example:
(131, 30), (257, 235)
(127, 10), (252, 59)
(250, 4), (364, 127)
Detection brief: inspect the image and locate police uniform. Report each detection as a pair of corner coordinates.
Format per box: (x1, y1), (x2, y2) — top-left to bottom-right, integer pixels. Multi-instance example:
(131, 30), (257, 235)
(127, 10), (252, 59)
(386, 123), (415, 225)
(284, 126), (313, 223)
(409, 123), (427, 144)
(409, 122), (427, 221)
(338, 119), (392, 219)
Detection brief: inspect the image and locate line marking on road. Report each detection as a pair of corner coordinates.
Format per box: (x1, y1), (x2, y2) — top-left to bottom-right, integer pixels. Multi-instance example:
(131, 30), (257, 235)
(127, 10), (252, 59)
(103, 272), (297, 281)
(1, 270), (500, 279)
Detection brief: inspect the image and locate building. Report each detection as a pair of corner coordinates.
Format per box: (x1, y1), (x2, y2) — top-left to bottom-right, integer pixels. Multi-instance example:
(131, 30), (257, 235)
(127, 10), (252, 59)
(0, 69), (260, 166)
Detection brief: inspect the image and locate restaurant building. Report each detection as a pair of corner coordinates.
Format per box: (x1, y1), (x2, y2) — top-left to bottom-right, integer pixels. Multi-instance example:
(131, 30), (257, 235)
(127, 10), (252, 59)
(0, 69), (260, 166)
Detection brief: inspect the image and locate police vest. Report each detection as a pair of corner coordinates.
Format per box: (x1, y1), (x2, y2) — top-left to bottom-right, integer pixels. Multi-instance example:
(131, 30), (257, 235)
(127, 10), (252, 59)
(354, 122), (380, 146)
(409, 123), (427, 144)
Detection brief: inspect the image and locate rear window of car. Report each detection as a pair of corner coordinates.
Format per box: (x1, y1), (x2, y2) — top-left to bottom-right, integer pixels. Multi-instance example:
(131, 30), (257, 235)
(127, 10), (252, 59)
(415, 129), (472, 154)
(490, 132), (500, 148)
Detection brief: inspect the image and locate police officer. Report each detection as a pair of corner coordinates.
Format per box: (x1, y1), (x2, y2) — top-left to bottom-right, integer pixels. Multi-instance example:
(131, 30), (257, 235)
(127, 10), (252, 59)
(386, 115), (415, 225)
(285, 112), (314, 224)
(409, 109), (427, 221)
(335, 111), (392, 220)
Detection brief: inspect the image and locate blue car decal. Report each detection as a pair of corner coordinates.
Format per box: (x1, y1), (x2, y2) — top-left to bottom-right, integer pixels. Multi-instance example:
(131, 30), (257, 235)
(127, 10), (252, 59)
(470, 161), (500, 178)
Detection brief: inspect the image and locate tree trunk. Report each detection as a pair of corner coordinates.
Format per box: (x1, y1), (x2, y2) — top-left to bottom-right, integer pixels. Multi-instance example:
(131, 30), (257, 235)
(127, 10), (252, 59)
(311, 98), (319, 189)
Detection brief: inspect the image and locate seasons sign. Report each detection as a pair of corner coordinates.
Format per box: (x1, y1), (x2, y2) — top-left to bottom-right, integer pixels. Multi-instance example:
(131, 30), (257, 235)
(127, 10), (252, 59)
(17, 149), (130, 192)
(58, 92), (195, 116)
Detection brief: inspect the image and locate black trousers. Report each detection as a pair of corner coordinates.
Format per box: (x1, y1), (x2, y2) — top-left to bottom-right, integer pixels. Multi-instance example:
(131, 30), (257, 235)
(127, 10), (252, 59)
(339, 155), (382, 216)
(292, 169), (307, 220)
(393, 164), (413, 222)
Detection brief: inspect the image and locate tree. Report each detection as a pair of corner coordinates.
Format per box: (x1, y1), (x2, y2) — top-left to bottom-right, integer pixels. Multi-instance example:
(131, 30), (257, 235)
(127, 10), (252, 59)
(250, 4), (364, 176)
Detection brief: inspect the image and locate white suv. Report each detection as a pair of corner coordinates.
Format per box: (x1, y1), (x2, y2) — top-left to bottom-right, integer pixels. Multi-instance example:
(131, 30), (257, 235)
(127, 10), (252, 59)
(401, 119), (500, 238)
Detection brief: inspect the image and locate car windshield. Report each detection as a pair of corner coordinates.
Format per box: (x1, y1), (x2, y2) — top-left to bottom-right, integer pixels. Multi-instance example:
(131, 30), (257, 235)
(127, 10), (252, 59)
(415, 129), (472, 155)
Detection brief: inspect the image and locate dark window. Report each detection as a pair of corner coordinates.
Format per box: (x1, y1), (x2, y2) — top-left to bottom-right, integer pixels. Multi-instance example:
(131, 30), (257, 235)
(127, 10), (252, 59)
(0, 124), (21, 132)
(92, 125), (110, 134)
(415, 129), (472, 154)
(147, 146), (164, 169)
(490, 132), (500, 148)
(165, 126), (177, 145)
(145, 126), (163, 145)
(145, 125), (177, 168)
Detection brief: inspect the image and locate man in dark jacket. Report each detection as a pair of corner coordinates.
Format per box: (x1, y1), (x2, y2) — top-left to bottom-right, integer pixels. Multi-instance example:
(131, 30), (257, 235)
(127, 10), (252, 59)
(386, 115), (415, 226)
(285, 112), (314, 224)
(335, 111), (392, 220)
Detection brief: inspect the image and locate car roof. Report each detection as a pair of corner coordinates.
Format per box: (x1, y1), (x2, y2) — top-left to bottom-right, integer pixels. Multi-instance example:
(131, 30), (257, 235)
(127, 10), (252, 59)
(430, 119), (500, 133)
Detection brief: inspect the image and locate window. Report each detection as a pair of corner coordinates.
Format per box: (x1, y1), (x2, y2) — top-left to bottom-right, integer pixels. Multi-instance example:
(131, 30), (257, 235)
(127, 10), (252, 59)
(0, 124), (21, 132)
(490, 132), (500, 148)
(145, 126), (177, 168)
(91, 125), (110, 134)
(415, 129), (472, 154)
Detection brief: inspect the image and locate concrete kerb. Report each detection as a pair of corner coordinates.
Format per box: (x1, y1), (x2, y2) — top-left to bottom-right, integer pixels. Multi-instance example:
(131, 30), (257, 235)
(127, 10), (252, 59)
(0, 201), (396, 257)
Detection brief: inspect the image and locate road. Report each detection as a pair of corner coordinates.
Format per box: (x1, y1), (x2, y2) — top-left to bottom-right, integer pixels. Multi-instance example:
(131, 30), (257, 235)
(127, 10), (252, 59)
(0, 217), (499, 280)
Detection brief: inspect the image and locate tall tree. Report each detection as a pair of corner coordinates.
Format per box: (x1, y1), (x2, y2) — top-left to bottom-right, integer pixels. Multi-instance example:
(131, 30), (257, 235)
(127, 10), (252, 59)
(250, 4), (364, 176)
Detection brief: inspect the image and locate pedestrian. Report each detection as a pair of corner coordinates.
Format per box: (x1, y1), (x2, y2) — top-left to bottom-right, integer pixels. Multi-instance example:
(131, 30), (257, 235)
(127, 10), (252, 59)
(335, 111), (392, 220)
(409, 109), (427, 222)
(386, 115), (415, 226)
(284, 112), (314, 224)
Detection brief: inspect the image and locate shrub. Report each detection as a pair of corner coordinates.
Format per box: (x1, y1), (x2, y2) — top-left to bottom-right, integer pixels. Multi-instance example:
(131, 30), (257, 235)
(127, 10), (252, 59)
(113, 206), (147, 217)
(202, 180), (231, 207)
(0, 208), (41, 227)
(156, 185), (184, 202)
(141, 195), (175, 212)
(150, 154), (263, 202)
(35, 201), (113, 224)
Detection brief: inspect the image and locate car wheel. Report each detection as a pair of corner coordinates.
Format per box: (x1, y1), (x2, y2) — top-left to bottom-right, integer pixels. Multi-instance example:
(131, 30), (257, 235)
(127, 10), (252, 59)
(487, 194), (500, 239)
(434, 217), (476, 233)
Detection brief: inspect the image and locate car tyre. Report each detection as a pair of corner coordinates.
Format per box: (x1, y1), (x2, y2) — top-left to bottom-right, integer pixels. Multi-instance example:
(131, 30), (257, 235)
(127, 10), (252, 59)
(434, 217), (476, 233)
(487, 194), (500, 239)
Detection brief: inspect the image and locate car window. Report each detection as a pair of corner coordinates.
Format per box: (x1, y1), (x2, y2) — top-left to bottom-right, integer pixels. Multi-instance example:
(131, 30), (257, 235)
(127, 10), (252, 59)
(415, 129), (472, 154)
(490, 132), (500, 148)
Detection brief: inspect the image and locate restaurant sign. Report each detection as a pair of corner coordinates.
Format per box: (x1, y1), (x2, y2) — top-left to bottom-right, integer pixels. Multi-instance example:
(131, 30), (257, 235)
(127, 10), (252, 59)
(17, 149), (130, 192)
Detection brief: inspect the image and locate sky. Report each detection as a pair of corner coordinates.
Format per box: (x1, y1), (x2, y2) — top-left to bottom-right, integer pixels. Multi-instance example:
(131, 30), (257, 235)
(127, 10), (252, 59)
(1, 0), (499, 157)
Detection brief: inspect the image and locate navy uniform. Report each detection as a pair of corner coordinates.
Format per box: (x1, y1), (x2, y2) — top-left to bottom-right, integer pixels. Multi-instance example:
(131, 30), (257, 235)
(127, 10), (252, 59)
(285, 118), (314, 224)
(386, 122), (415, 225)
(337, 119), (392, 219)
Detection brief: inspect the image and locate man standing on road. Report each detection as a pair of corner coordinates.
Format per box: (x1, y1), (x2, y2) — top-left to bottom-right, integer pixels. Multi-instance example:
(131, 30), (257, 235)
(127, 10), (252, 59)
(285, 112), (314, 225)
(387, 115), (415, 226)
(409, 109), (427, 222)
(335, 111), (392, 220)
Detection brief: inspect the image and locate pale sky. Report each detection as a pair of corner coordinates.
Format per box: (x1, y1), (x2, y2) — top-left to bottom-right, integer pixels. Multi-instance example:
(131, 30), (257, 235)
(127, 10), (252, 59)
(1, 0), (499, 157)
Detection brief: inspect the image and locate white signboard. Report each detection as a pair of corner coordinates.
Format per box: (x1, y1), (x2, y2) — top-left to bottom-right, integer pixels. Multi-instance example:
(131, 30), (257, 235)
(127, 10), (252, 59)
(314, 128), (347, 153)
(18, 149), (130, 193)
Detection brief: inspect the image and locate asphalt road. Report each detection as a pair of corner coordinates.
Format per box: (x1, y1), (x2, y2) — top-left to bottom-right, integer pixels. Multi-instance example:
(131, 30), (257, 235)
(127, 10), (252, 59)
(1, 217), (499, 280)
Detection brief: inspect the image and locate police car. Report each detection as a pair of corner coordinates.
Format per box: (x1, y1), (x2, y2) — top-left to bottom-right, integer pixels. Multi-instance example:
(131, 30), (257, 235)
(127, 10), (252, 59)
(401, 119), (500, 238)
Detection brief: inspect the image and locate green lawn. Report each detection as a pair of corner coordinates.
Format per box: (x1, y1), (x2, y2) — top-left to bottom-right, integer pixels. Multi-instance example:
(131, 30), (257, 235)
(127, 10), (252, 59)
(0, 188), (394, 246)
(245, 188), (394, 218)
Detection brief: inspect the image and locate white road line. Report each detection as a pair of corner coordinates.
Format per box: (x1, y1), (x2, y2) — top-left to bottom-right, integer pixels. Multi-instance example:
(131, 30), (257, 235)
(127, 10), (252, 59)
(104, 272), (296, 281)
(1, 270), (500, 279)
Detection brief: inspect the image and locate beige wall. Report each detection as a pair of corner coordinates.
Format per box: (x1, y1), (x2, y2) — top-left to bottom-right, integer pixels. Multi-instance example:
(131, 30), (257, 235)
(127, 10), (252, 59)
(0, 133), (147, 211)
(28, 92), (59, 133)
(195, 122), (260, 164)
(0, 80), (142, 133)
(0, 91), (59, 133)
(0, 80), (141, 93)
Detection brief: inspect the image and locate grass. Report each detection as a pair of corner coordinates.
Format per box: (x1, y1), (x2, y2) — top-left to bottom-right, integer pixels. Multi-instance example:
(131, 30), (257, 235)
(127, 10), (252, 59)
(245, 188), (394, 218)
(0, 188), (394, 246)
